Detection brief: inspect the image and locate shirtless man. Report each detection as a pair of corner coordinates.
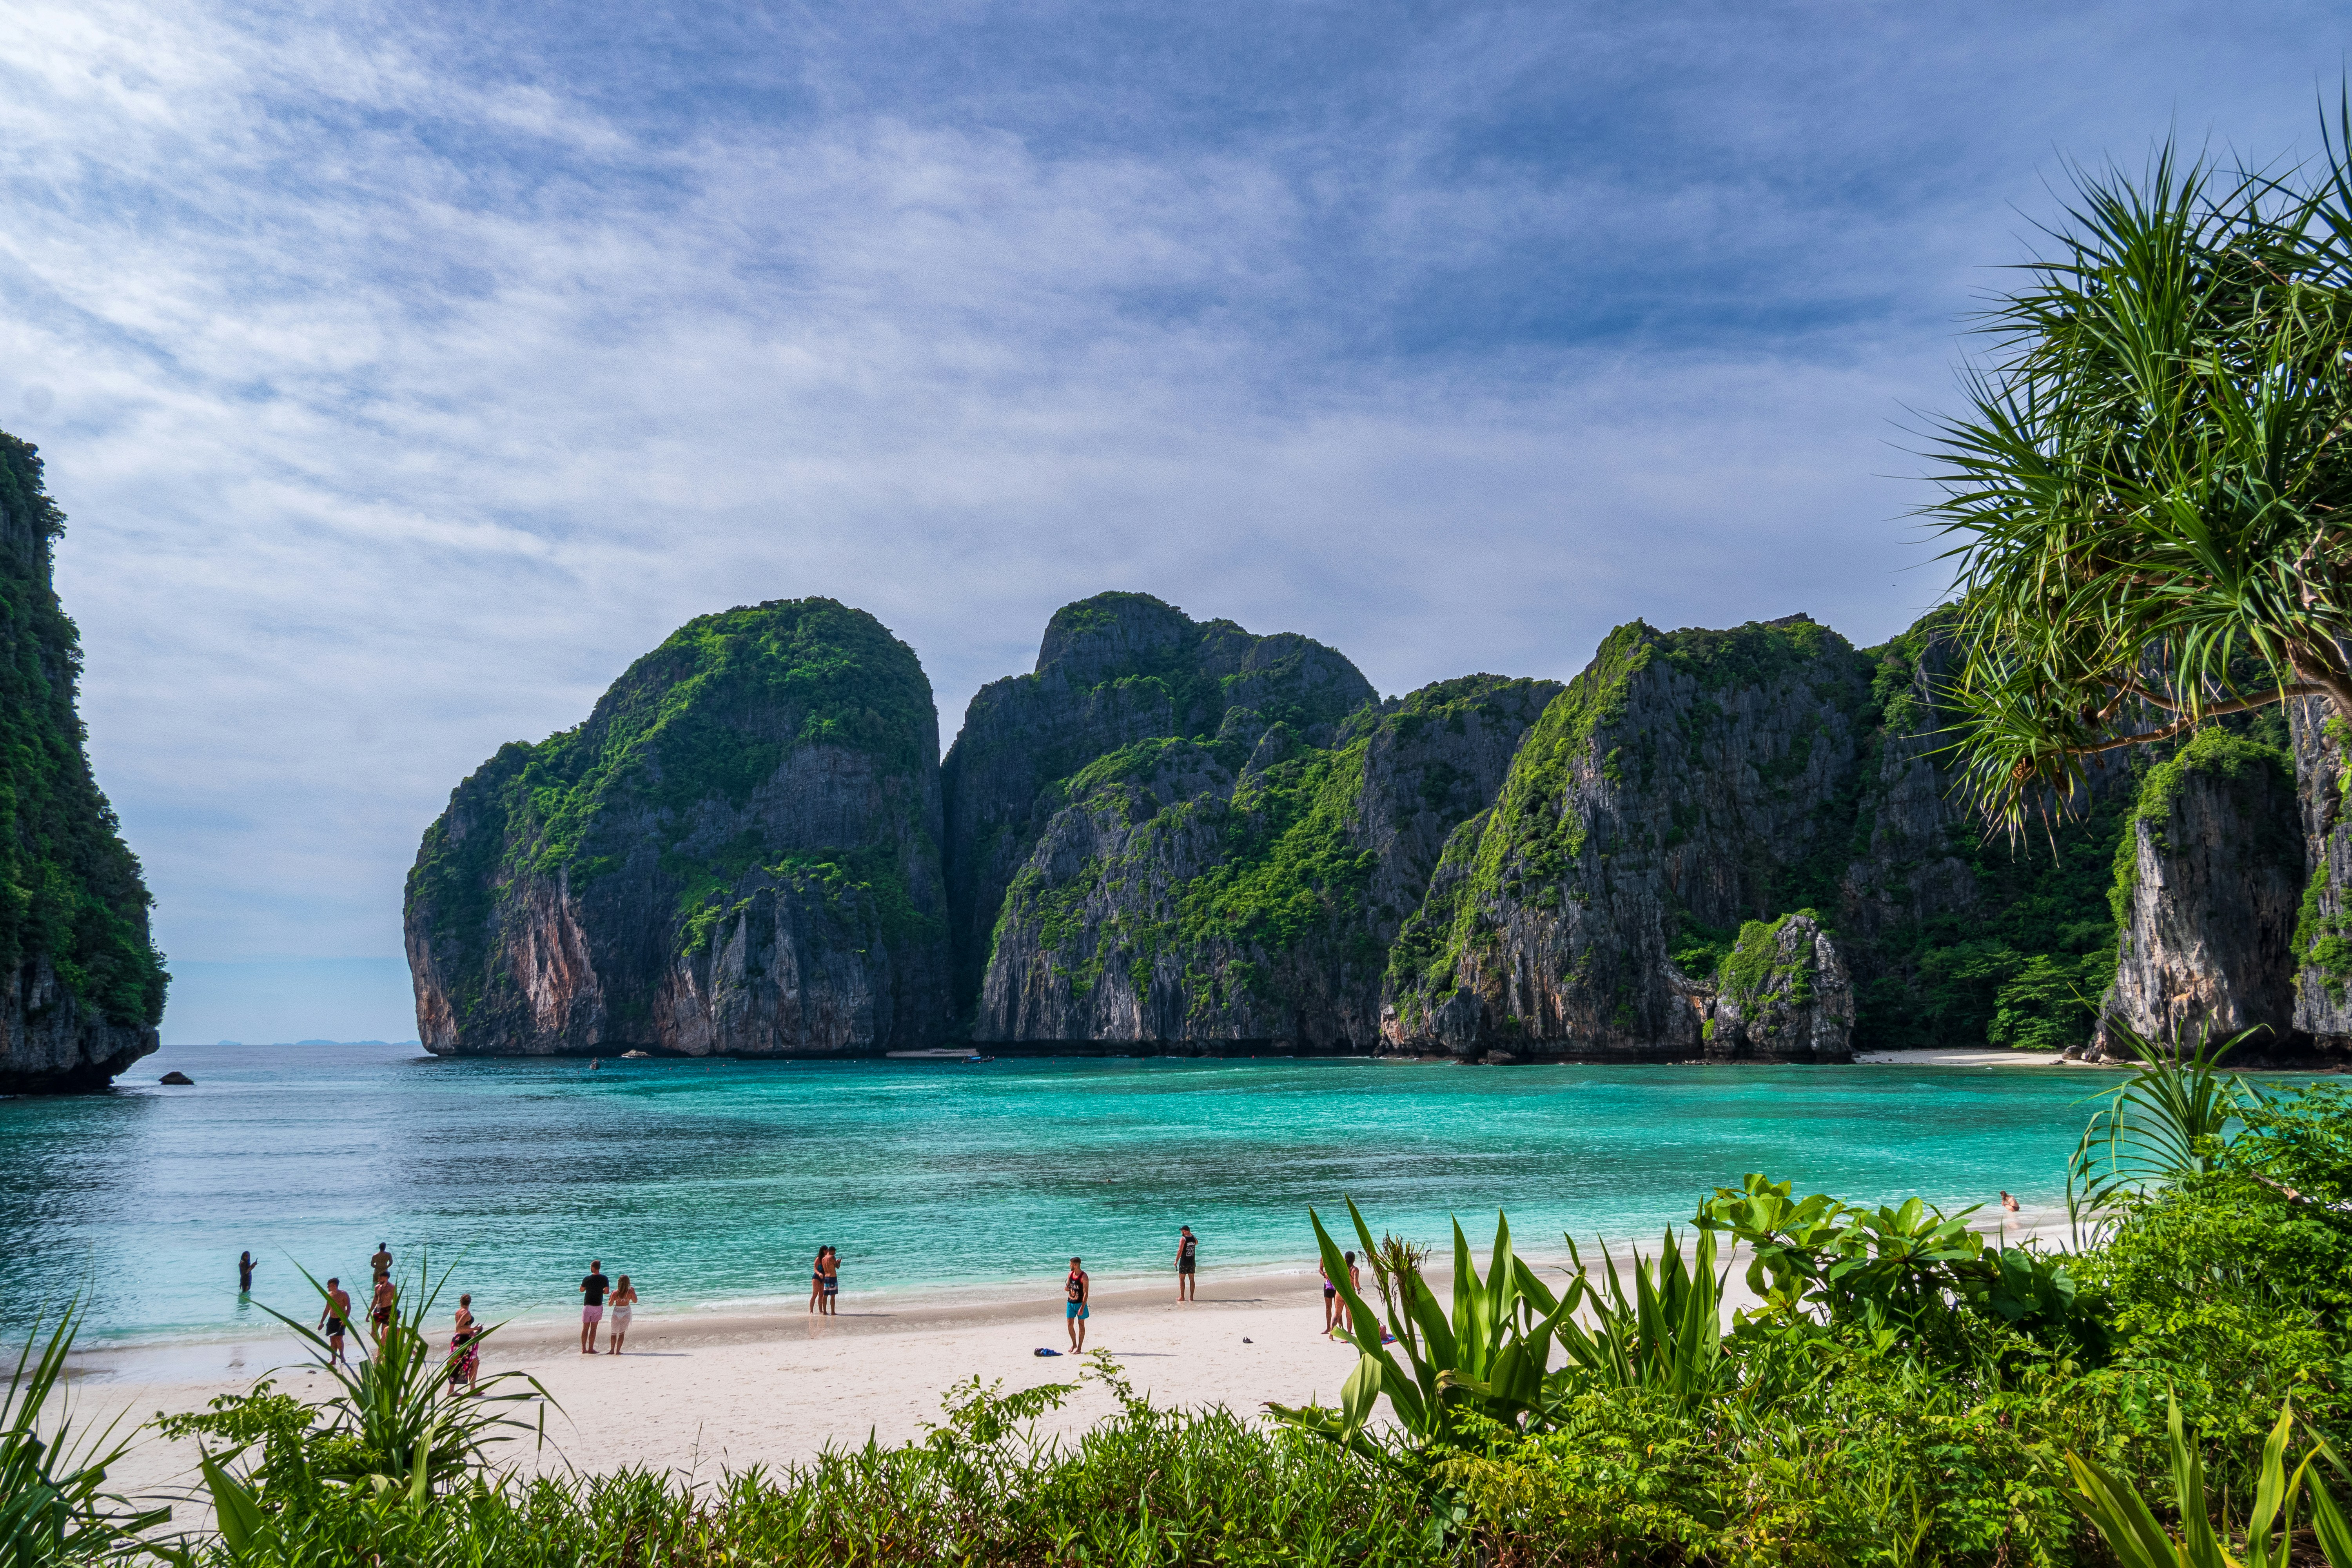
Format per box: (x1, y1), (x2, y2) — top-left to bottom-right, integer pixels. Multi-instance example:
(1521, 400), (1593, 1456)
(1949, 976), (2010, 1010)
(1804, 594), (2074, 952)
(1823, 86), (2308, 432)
(370, 1242), (392, 1283)
(319, 1278), (352, 1365)
(369, 1275), (398, 1339)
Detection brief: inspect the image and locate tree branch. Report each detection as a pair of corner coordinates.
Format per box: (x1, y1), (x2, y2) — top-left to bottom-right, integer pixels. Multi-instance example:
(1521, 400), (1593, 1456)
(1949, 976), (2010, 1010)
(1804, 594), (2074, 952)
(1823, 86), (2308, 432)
(2042, 682), (2327, 763)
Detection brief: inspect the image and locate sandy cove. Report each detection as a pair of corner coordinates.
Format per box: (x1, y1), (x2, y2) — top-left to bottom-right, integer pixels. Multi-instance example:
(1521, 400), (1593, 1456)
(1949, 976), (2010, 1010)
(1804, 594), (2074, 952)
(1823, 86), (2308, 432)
(84, 1196), (2072, 1517)
(83, 1267), (1367, 1510)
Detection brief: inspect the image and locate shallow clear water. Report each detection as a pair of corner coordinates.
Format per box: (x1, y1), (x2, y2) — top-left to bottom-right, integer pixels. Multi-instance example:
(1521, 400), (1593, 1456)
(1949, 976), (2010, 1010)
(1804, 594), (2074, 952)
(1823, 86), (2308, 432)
(0, 1042), (2113, 1344)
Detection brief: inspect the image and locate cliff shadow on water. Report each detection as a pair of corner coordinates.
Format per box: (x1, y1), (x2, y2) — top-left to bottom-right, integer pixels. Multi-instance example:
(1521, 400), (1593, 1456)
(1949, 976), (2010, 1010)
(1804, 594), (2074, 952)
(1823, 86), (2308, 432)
(406, 586), (2352, 1067)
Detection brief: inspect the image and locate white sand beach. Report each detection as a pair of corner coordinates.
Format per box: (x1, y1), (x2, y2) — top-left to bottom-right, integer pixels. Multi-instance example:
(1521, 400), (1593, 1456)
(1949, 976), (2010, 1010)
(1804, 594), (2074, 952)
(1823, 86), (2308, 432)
(80, 1197), (2073, 1517)
(83, 1268), (1358, 1510)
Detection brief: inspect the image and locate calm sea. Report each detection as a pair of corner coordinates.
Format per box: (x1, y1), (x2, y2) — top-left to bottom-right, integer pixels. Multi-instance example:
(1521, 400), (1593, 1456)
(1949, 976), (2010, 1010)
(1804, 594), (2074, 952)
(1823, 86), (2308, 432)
(0, 1042), (2112, 1345)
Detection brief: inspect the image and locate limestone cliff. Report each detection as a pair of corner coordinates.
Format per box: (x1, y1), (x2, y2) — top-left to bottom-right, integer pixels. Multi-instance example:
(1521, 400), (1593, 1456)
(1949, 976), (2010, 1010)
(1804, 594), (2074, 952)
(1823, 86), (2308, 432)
(973, 672), (1559, 1048)
(942, 592), (1378, 1023)
(2290, 697), (2352, 1049)
(2086, 729), (2305, 1060)
(1382, 616), (1877, 1062)
(405, 599), (949, 1056)
(0, 431), (166, 1093)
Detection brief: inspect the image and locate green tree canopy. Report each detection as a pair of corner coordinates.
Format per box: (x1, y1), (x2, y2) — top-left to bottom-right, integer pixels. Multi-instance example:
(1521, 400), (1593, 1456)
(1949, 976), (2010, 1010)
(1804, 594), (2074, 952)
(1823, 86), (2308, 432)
(1929, 102), (2352, 828)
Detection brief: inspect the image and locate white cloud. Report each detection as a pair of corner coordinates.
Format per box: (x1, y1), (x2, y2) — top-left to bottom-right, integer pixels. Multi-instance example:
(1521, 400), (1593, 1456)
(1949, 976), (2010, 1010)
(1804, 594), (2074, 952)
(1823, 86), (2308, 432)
(0, 0), (2339, 1044)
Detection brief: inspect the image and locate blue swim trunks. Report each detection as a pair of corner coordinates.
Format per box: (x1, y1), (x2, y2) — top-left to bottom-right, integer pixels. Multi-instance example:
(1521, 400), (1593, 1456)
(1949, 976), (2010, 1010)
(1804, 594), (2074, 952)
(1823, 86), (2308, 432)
(1065, 1301), (1089, 1320)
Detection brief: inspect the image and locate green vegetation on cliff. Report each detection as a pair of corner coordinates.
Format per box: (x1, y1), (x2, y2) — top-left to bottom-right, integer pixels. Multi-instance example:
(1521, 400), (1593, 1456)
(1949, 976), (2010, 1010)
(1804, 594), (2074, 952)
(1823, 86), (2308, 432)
(408, 599), (941, 1027)
(0, 432), (165, 1027)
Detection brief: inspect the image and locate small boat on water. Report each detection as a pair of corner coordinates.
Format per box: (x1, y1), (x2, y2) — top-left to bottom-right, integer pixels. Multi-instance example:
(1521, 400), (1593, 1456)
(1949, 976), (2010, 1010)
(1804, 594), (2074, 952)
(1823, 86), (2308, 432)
(884, 1048), (996, 1063)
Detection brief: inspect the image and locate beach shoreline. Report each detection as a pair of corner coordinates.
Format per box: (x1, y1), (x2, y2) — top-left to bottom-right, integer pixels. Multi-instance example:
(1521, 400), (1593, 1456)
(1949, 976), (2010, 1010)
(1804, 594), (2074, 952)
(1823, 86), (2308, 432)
(78, 1201), (2073, 1519)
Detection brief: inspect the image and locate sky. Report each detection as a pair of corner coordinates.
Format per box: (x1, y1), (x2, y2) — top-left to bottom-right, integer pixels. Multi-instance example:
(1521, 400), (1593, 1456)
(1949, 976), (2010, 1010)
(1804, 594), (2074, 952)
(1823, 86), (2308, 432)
(2, 1), (2343, 1042)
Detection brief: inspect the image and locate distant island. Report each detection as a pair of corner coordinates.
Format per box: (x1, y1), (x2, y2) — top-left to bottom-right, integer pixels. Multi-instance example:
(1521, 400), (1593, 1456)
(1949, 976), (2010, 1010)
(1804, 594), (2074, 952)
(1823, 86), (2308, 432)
(400, 588), (2336, 1066)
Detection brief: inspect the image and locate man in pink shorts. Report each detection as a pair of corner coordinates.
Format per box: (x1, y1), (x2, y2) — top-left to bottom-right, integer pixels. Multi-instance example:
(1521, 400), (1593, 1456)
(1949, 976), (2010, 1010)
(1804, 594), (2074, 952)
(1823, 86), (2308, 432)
(579, 1259), (610, 1353)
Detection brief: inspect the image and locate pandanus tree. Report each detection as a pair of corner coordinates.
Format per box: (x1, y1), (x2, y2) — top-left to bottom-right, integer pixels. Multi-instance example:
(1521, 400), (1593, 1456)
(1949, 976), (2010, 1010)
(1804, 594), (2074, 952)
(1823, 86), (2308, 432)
(1929, 102), (2352, 828)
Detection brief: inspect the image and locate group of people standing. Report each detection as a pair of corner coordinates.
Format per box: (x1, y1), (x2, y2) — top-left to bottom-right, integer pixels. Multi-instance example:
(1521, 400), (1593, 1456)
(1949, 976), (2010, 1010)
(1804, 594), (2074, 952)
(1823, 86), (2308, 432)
(299, 1240), (489, 1386)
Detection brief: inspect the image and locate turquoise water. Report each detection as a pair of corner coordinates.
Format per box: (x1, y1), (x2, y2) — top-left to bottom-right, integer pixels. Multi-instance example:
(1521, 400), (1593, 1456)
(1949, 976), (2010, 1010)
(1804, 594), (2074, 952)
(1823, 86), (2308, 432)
(0, 1042), (2111, 1344)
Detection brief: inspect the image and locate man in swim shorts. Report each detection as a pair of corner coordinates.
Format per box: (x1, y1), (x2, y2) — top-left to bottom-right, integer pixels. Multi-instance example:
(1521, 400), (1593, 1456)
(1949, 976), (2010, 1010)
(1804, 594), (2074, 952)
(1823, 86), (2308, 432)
(369, 1275), (397, 1339)
(1065, 1256), (1091, 1353)
(370, 1242), (392, 1283)
(1176, 1225), (1197, 1302)
(319, 1277), (351, 1365)
(579, 1259), (609, 1354)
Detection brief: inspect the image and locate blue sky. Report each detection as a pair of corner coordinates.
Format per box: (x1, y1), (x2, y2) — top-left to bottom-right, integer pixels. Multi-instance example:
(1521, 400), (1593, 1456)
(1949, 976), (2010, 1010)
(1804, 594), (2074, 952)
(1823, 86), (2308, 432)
(2, 1), (2342, 1041)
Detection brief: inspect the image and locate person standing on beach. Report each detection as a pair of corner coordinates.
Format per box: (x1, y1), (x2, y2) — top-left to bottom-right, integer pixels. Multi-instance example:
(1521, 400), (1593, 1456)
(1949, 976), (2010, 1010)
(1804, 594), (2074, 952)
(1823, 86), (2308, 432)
(608, 1275), (637, 1353)
(1065, 1257), (1091, 1353)
(820, 1247), (840, 1316)
(1176, 1226), (1197, 1302)
(580, 1259), (610, 1353)
(369, 1274), (398, 1341)
(370, 1242), (392, 1283)
(808, 1248), (828, 1315)
(1320, 1256), (1339, 1334)
(448, 1294), (480, 1392)
(238, 1252), (255, 1294)
(319, 1278), (352, 1365)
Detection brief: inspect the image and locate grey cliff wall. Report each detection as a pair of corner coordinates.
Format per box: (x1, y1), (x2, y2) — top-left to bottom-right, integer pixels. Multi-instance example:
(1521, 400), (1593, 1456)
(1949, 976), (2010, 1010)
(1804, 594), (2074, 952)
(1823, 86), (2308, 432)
(2082, 726), (2306, 1062)
(406, 598), (950, 1057)
(2293, 696), (2352, 1046)
(1382, 615), (1874, 1063)
(973, 673), (1559, 1049)
(942, 591), (1379, 1027)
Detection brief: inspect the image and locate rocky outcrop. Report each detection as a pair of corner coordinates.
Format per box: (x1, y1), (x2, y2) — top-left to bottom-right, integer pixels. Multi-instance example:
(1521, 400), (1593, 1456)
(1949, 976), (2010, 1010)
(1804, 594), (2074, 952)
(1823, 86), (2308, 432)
(2292, 697), (2352, 1048)
(1699, 913), (1855, 1061)
(1382, 616), (1873, 1062)
(943, 592), (1379, 1021)
(2082, 728), (2305, 1061)
(974, 672), (1559, 1048)
(405, 598), (950, 1056)
(0, 430), (165, 1093)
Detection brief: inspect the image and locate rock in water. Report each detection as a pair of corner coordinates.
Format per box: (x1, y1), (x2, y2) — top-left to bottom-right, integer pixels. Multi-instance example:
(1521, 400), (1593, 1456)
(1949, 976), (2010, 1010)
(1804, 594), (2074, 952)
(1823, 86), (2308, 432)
(159, 1071), (193, 1085)
(405, 599), (950, 1057)
(1699, 913), (1853, 1061)
(0, 430), (166, 1093)
(2085, 728), (2305, 1061)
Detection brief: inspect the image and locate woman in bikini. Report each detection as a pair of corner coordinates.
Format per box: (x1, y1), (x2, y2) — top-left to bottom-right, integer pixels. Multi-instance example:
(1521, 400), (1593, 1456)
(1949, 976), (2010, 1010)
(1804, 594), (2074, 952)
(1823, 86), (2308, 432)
(446, 1294), (480, 1392)
(607, 1275), (637, 1353)
(820, 1248), (840, 1316)
(808, 1248), (829, 1315)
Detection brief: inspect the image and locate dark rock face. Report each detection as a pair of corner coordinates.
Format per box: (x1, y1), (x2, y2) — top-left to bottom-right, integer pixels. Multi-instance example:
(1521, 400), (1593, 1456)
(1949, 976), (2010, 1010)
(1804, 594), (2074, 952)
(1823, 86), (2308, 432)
(0, 431), (165, 1093)
(405, 599), (950, 1057)
(2084, 729), (2305, 1061)
(942, 591), (1379, 1024)
(1382, 616), (1873, 1062)
(1701, 913), (1855, 1061)
(973, 672), (1559, 1048)
(2289, 697), (2352, 1051)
